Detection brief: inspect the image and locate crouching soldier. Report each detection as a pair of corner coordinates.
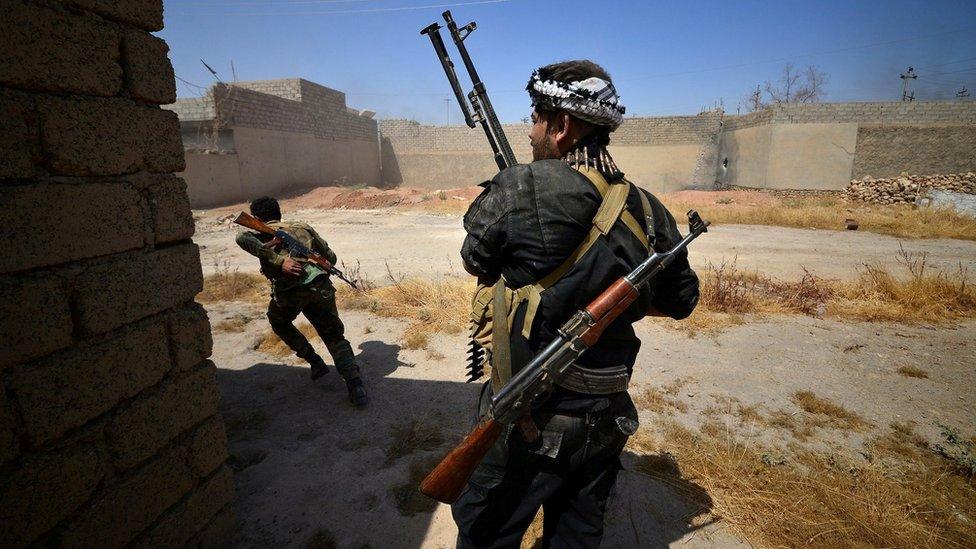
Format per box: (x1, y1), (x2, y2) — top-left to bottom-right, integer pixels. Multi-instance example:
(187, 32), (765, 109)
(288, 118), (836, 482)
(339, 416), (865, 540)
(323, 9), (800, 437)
(236, 196), (368, 408)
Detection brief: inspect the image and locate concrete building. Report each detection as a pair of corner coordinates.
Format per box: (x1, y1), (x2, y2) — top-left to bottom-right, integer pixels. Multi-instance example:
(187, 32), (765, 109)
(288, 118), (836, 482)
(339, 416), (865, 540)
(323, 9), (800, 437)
(166, 78), (383, 207)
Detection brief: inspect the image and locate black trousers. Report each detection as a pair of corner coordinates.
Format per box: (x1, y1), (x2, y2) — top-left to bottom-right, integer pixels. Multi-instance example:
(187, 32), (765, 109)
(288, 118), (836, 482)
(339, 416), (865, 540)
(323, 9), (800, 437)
(452, 387), (635, 548)
(266, 277), (361, 381)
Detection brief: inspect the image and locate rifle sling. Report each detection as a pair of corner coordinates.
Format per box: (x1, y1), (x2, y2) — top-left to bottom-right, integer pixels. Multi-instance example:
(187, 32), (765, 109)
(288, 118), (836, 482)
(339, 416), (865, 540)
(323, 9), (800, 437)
(490, 167), (653, 392)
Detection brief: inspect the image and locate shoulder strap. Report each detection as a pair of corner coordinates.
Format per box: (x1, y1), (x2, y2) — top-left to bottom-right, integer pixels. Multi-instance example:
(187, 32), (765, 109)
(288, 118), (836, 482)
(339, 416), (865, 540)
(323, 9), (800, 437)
(635, 184), (656, 250)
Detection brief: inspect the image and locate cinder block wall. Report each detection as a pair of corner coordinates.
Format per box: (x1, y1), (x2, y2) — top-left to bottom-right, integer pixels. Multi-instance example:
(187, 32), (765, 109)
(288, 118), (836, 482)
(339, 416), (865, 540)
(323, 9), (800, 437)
(378, 112), (724, 192)
(0, 1), (233, 546)
(718, 101), (976, 189)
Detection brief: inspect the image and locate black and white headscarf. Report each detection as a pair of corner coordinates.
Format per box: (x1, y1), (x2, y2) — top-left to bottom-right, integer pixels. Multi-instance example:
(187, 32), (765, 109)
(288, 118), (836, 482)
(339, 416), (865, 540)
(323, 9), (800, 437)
(527, 70), (626, 130)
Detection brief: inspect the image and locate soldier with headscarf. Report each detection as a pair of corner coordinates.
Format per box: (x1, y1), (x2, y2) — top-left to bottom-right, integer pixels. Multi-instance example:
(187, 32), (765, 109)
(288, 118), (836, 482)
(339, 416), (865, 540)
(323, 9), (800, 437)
(453, 60), (700, 547)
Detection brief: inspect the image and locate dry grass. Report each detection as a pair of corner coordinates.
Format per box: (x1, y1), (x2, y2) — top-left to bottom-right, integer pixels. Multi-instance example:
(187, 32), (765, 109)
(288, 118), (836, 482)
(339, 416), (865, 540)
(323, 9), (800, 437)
(791, 390), (871, 431)
(660, 192), (976, 241)
(634, 386), (689, 415)
(664, 249), (976, 334)
(198, 261), (269, 303)
(336, 273), (473, 350)
(384, 420), (444, 467)
(213, 314), (256, 333)
(389, 455), (441, 517)
(897, 365), (930, 379)
(628, 420), (976, 548)
(255, 323), (320, 356)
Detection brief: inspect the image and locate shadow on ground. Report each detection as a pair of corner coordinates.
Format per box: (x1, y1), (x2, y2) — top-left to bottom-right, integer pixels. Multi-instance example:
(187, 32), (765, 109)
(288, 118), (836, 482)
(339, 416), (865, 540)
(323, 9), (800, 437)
(216, 340), (725, 548)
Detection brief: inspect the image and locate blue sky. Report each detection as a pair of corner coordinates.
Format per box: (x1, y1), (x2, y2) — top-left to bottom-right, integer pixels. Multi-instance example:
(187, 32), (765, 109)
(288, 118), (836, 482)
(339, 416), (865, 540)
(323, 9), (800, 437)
(160, 0), (976, 123)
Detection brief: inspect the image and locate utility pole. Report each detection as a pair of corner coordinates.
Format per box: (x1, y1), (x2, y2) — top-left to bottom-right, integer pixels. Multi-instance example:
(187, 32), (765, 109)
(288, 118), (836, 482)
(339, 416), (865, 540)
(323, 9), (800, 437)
(958, 87), (971, 99)
(900, 66), (917, 102)
(444, 97), (451, 125)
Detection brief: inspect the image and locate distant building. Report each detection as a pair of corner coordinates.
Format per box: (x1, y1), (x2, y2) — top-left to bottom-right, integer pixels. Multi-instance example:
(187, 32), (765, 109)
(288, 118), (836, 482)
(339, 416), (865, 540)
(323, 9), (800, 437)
(166, 78), (382, 207)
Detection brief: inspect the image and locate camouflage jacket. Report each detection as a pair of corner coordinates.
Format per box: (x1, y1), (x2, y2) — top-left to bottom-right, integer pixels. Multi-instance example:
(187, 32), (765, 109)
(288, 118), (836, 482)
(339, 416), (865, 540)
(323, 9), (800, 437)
(235, 220), (338, 294)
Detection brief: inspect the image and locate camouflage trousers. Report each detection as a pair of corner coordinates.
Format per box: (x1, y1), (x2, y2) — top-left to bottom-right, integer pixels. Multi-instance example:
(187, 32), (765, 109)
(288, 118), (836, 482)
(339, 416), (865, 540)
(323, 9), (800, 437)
(267, 277), (361, 381)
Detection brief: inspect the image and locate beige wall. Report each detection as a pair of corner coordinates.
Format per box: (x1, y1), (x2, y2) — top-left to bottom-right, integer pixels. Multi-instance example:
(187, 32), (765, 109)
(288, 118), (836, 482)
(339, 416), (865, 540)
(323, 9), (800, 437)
(612, 144), (705, 194)
(386, 144), (705, 193)
(719, 123), (858, 190)
(182, 153), (243, 208)
(852, 125), (976, 178)
(181, 125), (382, 207)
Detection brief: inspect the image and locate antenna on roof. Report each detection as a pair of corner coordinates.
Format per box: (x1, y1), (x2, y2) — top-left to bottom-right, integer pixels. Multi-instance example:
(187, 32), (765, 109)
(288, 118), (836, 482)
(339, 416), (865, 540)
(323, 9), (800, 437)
(201, 59), (223, 83)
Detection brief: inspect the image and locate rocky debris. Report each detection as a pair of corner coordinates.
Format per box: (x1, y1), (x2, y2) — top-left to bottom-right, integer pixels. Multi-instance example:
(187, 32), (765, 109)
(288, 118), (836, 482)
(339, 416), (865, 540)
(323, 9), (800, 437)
(845, 173), (976, 205)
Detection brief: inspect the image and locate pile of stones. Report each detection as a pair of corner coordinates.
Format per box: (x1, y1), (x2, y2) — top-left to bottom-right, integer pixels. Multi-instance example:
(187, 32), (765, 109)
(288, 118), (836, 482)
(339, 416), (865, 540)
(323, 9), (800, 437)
(845, 173), (976, 205)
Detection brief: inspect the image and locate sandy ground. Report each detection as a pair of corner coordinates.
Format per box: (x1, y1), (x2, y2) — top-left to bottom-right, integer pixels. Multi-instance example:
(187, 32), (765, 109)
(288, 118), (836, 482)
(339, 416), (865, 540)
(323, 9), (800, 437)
(208, 298), (975, 548)
(194, 208), (976, 282)
(197, 199), (976, 547)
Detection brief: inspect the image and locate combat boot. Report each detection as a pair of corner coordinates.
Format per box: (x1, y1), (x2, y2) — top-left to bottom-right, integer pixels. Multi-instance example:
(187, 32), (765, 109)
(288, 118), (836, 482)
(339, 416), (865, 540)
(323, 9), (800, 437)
(346, 377), (368, 408)
(297, 345), (330, 380)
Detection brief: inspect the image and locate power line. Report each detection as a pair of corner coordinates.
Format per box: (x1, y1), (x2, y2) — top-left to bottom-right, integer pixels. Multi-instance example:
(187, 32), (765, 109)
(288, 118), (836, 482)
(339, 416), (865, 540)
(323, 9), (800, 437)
(618, 26), (976, 82)
(169, 0), (512, 15)
(175, 75), (208, 90)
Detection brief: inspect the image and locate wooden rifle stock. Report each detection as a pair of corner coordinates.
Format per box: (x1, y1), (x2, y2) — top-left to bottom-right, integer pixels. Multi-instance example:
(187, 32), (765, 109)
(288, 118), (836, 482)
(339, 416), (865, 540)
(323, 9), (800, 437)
(234, 212), (275, 235)
(419, 418), (503, 503)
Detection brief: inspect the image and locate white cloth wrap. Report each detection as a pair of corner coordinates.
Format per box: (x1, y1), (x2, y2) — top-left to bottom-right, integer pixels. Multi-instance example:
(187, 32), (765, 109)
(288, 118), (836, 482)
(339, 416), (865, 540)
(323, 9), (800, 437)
(529, 74), (625, 130)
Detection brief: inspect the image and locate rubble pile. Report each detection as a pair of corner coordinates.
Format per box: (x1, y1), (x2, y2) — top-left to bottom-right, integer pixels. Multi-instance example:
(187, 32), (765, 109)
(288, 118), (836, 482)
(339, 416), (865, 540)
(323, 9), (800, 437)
(846, 173), (976, 205)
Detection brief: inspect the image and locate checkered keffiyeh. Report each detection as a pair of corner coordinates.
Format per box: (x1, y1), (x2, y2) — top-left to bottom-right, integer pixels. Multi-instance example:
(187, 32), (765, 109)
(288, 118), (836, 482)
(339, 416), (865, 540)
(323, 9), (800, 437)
(527, 70), (626, 130)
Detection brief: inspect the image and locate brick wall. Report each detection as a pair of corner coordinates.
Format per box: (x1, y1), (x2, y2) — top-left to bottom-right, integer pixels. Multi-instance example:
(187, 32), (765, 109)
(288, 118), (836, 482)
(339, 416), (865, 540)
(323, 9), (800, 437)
(723, 100), (976, 130)
(852, 125), (976, 179)
(0, 1), (233, 546)
(378, 111), (723, 152)
(167, 79), (377, 142)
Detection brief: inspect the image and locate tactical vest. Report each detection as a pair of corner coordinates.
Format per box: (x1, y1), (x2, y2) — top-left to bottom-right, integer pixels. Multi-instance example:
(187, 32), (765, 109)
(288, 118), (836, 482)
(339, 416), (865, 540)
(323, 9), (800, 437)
(470, 166), (655, 395)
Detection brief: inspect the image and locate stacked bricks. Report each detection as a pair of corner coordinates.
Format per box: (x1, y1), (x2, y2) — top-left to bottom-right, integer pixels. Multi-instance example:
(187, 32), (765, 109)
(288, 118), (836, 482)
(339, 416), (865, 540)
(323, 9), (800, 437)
(845, 173), (976, 205)
(165, 78), (377, 144)
(378, 111), (724, 154)
(0, 1), (233, 546)
(724, 100), (976, 130)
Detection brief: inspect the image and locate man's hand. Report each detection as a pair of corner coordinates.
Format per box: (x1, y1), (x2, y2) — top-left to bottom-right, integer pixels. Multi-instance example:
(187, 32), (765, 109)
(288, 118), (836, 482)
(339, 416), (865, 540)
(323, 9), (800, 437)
(281, 257), (304, 277)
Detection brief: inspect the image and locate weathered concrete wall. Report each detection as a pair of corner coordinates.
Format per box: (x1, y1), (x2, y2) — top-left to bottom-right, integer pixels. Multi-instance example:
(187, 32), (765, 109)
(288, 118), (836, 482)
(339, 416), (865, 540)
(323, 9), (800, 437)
(852, 125), (976, 179)
(378, 112), (724, 192)
(182, 153), (244, 208)
(167, 79), (381, 207)
(718, 101), (976, 189)
(0, 0), (233, 546)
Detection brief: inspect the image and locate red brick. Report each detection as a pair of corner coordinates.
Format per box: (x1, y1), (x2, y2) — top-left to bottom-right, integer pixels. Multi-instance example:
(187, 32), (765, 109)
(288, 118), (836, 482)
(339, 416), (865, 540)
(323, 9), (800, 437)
(122, 29), (176, 104)
(60, 0), (165, 32)
(0, 182), (147, 274)
(141, 466), (234, 547)
(0, 444), (102, 546)
(73, 243), (203, 335)
(0, 0), (122, 96)
(188, 417), (228, 478)
(107, 364), (221, 470)
(0, 88), (39, 179)
(168, 302), (212, 372)
(8, 320), (170, 446)
(0, 275), (73, 366)
(39, 96), (184, 177)
(63, 446), (193, 548)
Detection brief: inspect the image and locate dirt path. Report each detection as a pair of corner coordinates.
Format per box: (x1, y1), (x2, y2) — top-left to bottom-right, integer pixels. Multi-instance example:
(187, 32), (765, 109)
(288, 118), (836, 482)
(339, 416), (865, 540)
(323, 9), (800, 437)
(208, 296), (974, 548)
(194, 209), (976, 281)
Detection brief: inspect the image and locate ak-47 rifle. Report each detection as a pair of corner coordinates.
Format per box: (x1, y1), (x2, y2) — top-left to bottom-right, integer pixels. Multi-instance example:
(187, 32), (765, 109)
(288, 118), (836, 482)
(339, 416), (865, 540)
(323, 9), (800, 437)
(421, 10), (516, 171)
(234, 212), (359, 290)
(419, 211), (711, 504)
